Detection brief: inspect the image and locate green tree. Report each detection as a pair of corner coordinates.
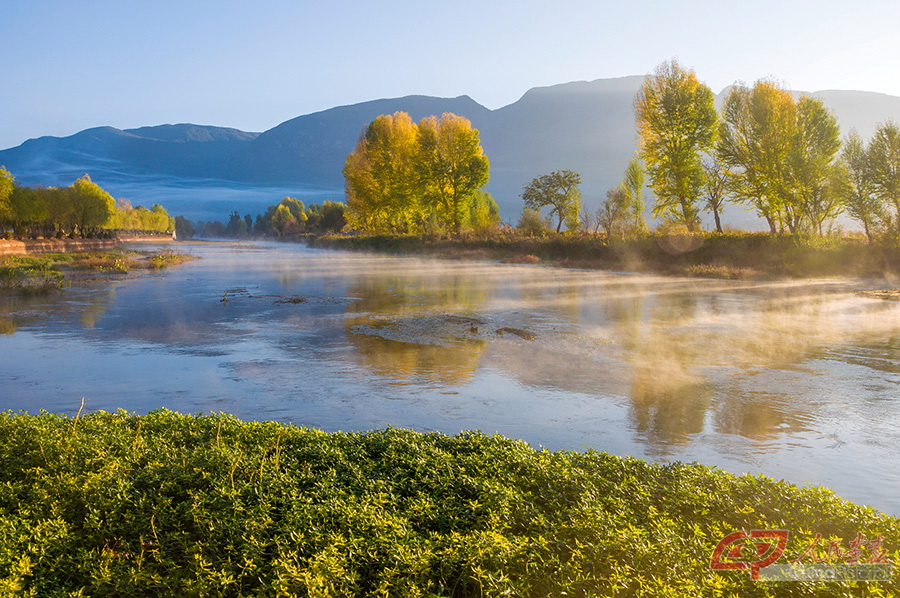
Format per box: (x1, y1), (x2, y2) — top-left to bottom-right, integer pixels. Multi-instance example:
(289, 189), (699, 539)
(717, 81), (796, 233)
(467, 190), (501, 231)
(271, 204), (298, 237)
(69, 175), (115, 234)
(174, 216), (195, 240)
(316, 201), (347, 233)
(867, 121), (900, 235)
(635, 60), (717, 230)
(620, 157), (646, 232)
(783, 96), (843, 234)
(701, 158), (729, 233)
(598, 187), (631, 240)
(521, 170), (582, 233)
(9, 185), (44, 232)
(516, 207), (551, 237)
(44, 187), (75, 235)
(716, 81), (844, 234)
(226, 211), (248, 237)
(0, 167), (13, 222)
(840, 131), (883, 242)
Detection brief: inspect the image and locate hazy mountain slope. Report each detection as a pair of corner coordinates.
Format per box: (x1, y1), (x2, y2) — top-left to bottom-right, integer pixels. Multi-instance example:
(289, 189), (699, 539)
(0, 124), (259, 188)
(480, 76), (643, 207)
(228, 95), (492, 184)
(809, 90), (900, 140)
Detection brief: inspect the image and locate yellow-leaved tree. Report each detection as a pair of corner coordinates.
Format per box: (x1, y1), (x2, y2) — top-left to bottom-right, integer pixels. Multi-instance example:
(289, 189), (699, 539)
(344, 111), (491, 234)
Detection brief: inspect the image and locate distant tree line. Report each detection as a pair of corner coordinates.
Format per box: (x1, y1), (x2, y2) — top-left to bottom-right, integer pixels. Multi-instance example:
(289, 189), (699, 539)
(343, 111), (498, 234)
(0, 168), (174, 238)
(186, 198), (347, 239)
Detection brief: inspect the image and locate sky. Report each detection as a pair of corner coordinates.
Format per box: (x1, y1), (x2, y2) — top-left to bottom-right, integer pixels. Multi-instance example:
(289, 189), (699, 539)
(2, 0), (899, 150)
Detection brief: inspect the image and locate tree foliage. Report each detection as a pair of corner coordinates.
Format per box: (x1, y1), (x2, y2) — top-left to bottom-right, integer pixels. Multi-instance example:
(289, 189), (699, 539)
(344, 112), (490, 234)
(635, 60), (717, 229)
(598, 187), (631, 240)
(867, 121), (900, 233)
(0, 166), (13, 221)
(701, 158), (729, 233)
(0, 170), (173, 237)
(521, 170), (582, 233)
(840, 131), (882, 242)
(717, 81), (843, 234)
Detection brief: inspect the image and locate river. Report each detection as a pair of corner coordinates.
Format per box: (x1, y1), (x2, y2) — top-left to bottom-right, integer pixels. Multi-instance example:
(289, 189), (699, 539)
(2, 241), (899, 515)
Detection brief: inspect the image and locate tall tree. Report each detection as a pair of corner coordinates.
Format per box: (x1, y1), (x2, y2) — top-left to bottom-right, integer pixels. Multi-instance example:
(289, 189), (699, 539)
(598, 187), (631, 240)
(717, 81), (796, 233)
(521, 170), (582, 233)
(344, 112), (422, 233)
(0, 166), (13, 222)
(841, 131), (883, 242)
(635, 60), (717, 230)
(69, 175), (114, 233)
(866, 121), (900, 235)
(620, 157), (646, 232)
(417, 113), (490, 233)
(701, 158), (728, 233)
(784, 96), (843, 234)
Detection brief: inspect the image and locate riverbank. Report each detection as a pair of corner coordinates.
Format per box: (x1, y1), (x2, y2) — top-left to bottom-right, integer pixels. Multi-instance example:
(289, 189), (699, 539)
(1, 410), (896, 596)
(310, 232), (900, 279)
(0, 248), (196, 295)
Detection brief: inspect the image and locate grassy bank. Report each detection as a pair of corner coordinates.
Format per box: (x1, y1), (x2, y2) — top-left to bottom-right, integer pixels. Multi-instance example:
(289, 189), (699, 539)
(310, 232), (900, 279)
(0, 249), (196, 295)
(0, 411), (896, 596)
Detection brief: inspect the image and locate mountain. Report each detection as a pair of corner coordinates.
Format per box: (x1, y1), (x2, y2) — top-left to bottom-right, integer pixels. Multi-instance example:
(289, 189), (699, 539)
(229, 95), (492, 185)
(1, 124), (259, 187)
(2, 78), (900, 224)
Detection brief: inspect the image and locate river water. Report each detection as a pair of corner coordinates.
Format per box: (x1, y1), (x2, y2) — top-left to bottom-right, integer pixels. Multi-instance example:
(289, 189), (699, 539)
(2, 241), (899, 515)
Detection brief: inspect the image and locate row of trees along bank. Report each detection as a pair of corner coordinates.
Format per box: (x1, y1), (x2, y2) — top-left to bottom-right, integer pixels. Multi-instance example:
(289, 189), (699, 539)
(631, 59), (900, 241)
(0, 168), (174, 238)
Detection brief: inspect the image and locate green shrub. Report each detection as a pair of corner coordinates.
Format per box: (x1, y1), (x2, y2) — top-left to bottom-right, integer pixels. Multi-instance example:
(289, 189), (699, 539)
(0, 411), (896, 596)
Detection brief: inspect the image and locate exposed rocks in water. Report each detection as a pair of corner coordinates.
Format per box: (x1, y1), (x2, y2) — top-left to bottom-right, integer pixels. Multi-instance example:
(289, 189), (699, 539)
(495, 327), (538, 341)
(350, 313), (546, 346)
(273, 296), (307, 304)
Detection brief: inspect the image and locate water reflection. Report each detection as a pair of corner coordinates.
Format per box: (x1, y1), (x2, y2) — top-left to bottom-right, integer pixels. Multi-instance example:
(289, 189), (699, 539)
(2, 243), (900, 514)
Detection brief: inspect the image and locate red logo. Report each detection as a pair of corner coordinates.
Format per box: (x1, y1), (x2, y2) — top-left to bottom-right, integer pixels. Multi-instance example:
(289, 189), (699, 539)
(710, 530), (790, 580)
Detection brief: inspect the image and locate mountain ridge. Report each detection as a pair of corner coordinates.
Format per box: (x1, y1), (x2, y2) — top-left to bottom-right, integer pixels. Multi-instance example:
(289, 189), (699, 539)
(3, 77), (900, 224)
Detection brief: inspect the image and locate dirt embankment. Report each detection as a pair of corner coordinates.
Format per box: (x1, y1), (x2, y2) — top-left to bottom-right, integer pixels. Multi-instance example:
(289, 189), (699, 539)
(0, 238), (120, 256)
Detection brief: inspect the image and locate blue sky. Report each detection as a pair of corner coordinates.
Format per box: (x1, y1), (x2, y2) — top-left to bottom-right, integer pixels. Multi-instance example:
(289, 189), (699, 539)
(2, 0), (899, 149)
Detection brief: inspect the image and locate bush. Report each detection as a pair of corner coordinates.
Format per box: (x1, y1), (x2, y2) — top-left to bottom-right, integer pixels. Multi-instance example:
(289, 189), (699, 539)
(0, 411), (896, 596)
(516, 208), (552, 237)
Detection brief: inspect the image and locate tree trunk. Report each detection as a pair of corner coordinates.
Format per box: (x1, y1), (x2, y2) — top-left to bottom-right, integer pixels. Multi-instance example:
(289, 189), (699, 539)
(765, 215), (777, 234)
(713, 209), (722, 233)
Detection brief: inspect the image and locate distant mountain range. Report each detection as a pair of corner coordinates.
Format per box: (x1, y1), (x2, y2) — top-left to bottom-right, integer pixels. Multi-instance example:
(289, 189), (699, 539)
(3, 76), (900, 224)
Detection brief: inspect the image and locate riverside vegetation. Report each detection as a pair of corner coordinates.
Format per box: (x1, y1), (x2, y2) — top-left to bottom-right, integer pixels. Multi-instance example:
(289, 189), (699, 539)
(0, 250), (196, 295)
(1, 410), (897, 597)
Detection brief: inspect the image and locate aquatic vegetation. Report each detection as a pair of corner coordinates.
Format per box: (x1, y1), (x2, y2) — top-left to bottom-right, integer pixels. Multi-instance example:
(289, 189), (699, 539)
(0, 410), (896, 596)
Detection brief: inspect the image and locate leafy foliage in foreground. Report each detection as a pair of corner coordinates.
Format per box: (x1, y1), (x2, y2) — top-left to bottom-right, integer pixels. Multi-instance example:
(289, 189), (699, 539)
(0, 411), (897, 597)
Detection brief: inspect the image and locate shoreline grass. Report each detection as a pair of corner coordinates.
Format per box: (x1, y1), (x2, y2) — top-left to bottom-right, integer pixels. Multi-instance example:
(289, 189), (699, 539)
(0, 410), (897, 596)
(0, 249), (197, 296)
(309, 231), (900, 280)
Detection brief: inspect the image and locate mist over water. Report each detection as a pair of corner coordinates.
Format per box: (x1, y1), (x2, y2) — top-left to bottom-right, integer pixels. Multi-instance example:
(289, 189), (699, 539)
(2, 242), (899, 515)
